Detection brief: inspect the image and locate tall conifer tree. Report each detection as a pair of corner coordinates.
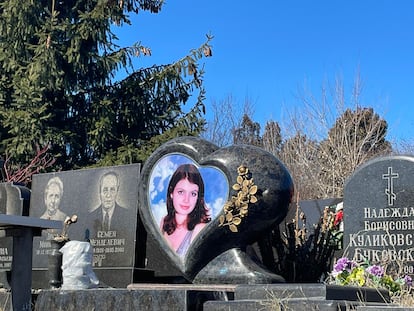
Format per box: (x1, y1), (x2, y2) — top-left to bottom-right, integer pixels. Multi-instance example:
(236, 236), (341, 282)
(0, 0), (211, 169)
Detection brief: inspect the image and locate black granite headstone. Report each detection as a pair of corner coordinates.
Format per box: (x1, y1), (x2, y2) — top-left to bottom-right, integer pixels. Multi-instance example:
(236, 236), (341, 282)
(139, 136), (293, 283)
(344, 155), (414, 277)
(30, 164), (146, 288)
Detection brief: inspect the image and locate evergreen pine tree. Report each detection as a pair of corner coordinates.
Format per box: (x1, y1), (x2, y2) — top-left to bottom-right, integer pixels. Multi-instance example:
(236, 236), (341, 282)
(0, 0), (211, 169)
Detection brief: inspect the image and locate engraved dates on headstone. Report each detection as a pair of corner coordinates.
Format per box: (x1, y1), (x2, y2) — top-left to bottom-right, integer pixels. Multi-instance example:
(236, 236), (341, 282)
(30, 164), (141, 287)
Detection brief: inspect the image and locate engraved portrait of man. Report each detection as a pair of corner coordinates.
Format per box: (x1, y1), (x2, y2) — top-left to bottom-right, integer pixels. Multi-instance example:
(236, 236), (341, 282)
(88, 171), (129, 233)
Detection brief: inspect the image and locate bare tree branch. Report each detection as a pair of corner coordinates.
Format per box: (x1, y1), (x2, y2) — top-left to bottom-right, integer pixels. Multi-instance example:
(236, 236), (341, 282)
(3, 144), (56, 186)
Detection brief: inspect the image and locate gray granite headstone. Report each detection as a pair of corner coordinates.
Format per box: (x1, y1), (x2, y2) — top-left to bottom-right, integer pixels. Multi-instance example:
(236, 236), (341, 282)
(0, 183), (30, 283)
(344, 155), (414, 277)
(30, 164), (146, 288)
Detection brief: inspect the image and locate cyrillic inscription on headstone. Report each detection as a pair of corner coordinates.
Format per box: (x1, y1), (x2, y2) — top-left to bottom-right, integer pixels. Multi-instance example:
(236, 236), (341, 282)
(30, 164), (141, 287)
(344, 156), (414, 276)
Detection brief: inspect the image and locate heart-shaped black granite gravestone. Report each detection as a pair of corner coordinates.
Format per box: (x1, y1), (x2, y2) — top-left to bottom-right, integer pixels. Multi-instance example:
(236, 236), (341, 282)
(139, 136), (293, 283)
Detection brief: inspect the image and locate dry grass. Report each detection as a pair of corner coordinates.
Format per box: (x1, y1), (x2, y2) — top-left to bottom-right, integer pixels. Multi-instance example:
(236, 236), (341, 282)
(390, 287), (414, 307)
(260, 289), (294, 311)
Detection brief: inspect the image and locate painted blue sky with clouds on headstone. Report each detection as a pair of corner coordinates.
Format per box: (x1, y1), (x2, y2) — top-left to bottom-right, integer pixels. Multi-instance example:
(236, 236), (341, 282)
(149, 154), (228, 226)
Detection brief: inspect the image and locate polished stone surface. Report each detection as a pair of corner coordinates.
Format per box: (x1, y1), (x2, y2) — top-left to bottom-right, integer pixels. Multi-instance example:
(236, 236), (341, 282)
(34, 285), (234, 311)
(357, 307), (414, 311)
(235, 283), (326, 300)
(193, 248), (285, 284)
(139, 136), (293, 282)
(234, 283), (389, 303)
(29, 283), (400, 311)
(344, 155), (414, 277)
(203, 299), (380, 311)
(204, 283), (391, 311)
(29, 164), (145, 288)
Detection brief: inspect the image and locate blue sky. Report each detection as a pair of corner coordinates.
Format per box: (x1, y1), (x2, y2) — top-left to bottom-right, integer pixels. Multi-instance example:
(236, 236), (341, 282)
(114, 1), (414, 143)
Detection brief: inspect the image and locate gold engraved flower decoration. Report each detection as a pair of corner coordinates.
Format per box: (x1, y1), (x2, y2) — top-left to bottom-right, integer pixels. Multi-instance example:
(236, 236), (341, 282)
(218, 165), (258, 232)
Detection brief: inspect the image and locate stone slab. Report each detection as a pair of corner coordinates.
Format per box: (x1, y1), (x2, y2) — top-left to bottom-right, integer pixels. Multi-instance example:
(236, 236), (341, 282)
(234, 283), (389, 303)
(357, 307), (414, 311)
(29, 164), (144, 288)
(235, 283), (326, 300)
(0, 214), (62, 230)
(344, 156), (414, 276)
(30, 285), (406, 311)
(203, 298), (384, 311)
(34, 286), (234, 311)
(127, 283), (237, 292)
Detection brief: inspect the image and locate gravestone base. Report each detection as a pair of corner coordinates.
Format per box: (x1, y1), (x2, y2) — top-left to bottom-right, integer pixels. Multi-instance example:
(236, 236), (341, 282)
(204, 283), (392, 311)
(34, 284), (236, 311)
(193, 248), (285, 284)
(356, 307), (414, 311)
(29, 283), (403, 310)
(204, 299), (392, 311)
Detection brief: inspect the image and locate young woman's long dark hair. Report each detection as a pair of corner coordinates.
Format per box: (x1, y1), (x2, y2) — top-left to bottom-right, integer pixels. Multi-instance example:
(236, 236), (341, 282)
(162, 164), (211, 235)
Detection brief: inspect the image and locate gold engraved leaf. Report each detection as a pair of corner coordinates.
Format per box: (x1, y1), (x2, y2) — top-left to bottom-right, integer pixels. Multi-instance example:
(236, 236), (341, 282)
(250, 185), (258, 195)
(223, 202), (232, 212)
(229, 224), (238, 232)
(225, 213), (233, 222)
(232, 217), (242, 225)
(219, 165), (259, 232)
(232, 183), (241, 191)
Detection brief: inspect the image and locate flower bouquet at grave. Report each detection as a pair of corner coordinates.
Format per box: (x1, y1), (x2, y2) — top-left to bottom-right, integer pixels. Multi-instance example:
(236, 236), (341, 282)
(327, 257), (413, 294)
